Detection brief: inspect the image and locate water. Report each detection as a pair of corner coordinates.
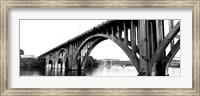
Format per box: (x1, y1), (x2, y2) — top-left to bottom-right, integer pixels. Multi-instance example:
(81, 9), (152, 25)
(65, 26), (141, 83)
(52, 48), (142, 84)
(20, 65), (180, 76)
(168, 67), (181, 76)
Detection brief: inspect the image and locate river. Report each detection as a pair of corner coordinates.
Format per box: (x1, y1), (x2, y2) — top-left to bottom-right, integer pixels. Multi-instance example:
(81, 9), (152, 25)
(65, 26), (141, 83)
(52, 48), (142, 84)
(20, 65), (180, 76)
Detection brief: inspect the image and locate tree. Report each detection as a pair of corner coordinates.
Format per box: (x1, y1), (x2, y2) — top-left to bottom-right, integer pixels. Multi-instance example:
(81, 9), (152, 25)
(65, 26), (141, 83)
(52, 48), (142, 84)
(85, 56), (99, 69)
(20, 49), (24, 58)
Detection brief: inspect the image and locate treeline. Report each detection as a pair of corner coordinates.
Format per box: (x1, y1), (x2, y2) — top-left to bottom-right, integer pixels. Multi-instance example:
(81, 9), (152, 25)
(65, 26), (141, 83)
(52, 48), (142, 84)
(20, 58), (45, 68)
(20, 56), (100, 69)
(98, 60), (133, 66)
(84, 56), (100, 70)
(111, 61), (133, 66)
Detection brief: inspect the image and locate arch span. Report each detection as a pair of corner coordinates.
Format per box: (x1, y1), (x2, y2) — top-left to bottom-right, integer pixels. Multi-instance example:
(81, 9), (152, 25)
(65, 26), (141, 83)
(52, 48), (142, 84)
(75, 33), (140, 72)
(151, 21), (180, 75)
(57, 48), (66, 56)
(80, 38), (106, 69)
(164, 40), (180, 75)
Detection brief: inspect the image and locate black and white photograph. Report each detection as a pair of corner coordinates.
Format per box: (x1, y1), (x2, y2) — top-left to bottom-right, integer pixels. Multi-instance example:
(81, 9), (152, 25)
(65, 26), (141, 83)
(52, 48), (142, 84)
(20, 20), (180, 76)
(2, 0), (199, 95)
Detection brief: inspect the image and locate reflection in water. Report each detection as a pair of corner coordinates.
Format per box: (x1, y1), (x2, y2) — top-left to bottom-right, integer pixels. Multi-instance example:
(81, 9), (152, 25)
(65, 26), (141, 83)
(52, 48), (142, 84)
(20, 68), (45, 76)
(168, 67), (181, 76)
(44, 68), (86, 76)
(20, 65), (180, 76)
(85, 65), (138, 76)
(20, 68), (83, 76)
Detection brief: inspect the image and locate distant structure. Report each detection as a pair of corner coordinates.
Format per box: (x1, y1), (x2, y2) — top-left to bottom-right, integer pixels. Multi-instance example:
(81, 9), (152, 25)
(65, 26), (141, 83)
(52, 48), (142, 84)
(21, 55), (35, 58)
(39, 20), (180, 76)
(100, 59), (120, 62)
(20, 49), (35, 58)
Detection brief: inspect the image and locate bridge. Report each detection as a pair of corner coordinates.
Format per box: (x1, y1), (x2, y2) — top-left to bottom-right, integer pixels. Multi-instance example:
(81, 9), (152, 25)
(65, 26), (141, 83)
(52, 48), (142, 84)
(39, 20), (180, 76)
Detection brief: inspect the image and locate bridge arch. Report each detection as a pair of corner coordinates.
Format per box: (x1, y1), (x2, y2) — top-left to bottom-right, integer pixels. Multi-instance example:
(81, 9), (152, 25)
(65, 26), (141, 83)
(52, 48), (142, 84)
(48, 53), (54, 68)
(75, 33), (139, 72)
(79, 37), (106, 70)
(57, 48), (67, 55)
(164, 40), (180, 75)
(57, 48), (67, 69)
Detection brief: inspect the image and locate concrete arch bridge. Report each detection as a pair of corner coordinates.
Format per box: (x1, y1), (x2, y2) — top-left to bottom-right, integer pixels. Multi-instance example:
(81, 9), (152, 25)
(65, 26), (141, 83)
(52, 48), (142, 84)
(39, 20), (180, 76)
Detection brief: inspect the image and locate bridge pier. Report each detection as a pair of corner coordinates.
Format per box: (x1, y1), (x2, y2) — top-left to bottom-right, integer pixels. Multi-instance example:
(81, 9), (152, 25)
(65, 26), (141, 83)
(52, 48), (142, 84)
(154, 20), (165, 76)
(137, 20), (149, 76)
(124, 22), (129, 46)
(62, 58), (66, 69)
(45, 56), (49, 68)
(54, 59), (58, 68)
(137, 20), (166, 76)
(68, 44), (73, 69)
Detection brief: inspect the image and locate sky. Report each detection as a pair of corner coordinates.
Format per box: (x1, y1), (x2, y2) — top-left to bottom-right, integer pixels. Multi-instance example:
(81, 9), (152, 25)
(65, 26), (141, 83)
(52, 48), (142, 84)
(20, 20), (131, 60)
(20, 20), (179, 61)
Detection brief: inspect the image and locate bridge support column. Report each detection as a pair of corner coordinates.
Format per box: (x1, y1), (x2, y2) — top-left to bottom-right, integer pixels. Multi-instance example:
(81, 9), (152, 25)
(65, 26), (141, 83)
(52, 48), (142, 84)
(155, 20), (165, 76)
(67, 44), (73, 70)
(68, 44), (79, 70)
(111, 27), (114, 37)
(73, 44), (78, 70)
(130, 21), (136, 53)
(53, 53), (58, 68)
(45, 67), (51, 76)
(46, 62), (49, 68)
(138, 20), (150, 76)
(54, 60), (58, 68)
(45, 56), (49, 68)
(124, 22), (129, 46)
(148, 21), (157, 75)
(169, 20), (174, 48)
(117, 25), (122, 41)
(62, 58), (66, 69)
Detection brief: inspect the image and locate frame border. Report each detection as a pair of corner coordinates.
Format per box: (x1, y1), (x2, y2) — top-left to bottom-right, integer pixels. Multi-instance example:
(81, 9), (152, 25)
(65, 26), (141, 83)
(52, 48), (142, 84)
(1, 0), (199, 96)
